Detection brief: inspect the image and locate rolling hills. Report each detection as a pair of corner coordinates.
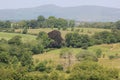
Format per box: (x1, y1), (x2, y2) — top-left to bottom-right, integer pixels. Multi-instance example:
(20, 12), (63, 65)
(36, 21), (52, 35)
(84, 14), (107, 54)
(0, 4), (120, 22)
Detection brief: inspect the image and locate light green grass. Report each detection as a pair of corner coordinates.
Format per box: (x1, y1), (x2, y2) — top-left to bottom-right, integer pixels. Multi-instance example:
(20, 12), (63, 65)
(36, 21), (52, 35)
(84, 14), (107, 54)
(0, 32), (36, 42)
(33, 43), (120, 68)
(16, 28), (110, 38)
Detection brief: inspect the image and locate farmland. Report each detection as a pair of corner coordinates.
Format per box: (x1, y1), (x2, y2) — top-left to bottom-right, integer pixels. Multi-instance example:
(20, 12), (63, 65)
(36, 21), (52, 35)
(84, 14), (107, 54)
(16, 28), (110, 38)
(0, 24), (120, 79)
(0, 32), (36, 42)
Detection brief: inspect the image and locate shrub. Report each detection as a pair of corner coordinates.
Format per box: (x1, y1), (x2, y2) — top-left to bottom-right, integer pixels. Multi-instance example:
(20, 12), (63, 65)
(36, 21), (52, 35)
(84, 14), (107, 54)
(49, 71), (59, 80)
(68, 61), (119, 80)
(8, 35), (22, 45)
(96, 49), (102, 58)
(56, 64), (63, 71)
(22, 27), (28, 34)
(76, 51), (98, 62)
(35, 62), (46, 72)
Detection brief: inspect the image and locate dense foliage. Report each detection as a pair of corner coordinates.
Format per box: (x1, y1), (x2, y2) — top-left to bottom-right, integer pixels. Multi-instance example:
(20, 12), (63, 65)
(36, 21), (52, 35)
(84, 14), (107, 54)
(48, 30), (63, 48)
(65, 33), (91, 49)
(68, 61), (119, 80)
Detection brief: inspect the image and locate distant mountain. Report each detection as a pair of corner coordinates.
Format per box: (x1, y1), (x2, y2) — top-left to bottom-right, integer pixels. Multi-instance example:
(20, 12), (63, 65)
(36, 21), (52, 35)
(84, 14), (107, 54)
(0, 4), (120, 22)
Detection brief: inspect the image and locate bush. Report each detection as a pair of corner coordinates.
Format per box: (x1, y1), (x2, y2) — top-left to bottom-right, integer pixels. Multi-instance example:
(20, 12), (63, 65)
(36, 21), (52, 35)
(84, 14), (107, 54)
(68, 61), (119, 80)
(35, 62), (46, 72)
(109, 55), (120, 60)
(32, 45), (44, 54)
(65, 33), (90, 48)
(22, 27), (28, 34)
(46, 66), (53, 73)
(8, 35), (22, 45)
(76, 51), (98, 62)
(49, 71), (59, 80)
(62, 27), (67, 31)
(96, 49), (102, 58)
(56, 64), (63, 71)
(71, 27), (74, 31)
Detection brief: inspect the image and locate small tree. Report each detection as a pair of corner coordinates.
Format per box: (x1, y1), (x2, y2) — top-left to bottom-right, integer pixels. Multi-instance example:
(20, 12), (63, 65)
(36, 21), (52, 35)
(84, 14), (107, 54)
(96, 49), (102, 58)
(76, 51), (98, 62)
(56, 64), (64, 71)
(60, 48), (73, 68)
(49, 71), (59, 80)
(22, 27), (28, 34)
(8, 36), (22, 45)
(37, 31), (51, 48)
(35, 62), (46, 72)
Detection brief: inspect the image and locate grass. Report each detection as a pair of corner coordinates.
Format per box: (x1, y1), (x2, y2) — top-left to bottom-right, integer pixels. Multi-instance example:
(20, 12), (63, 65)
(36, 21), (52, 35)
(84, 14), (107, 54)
(2, 28), (119, 68)
(33, 43), (120, 68)
(16, 28), (110, 38)
(0, 32), (36, 42)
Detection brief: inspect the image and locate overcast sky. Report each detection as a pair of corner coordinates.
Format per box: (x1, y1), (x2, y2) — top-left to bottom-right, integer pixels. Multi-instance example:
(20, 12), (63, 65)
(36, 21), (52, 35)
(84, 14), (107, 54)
(0, 0), (120, 9)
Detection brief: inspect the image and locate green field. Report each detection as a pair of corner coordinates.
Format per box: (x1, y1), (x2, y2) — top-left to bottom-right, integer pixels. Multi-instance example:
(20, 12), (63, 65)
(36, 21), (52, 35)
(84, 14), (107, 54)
(0, 32), (36, 42)
(33, 43), (120, 68)
(1, 28), (120, 68)
(16, 28), (110, 38)
(0, 28), (120, 79)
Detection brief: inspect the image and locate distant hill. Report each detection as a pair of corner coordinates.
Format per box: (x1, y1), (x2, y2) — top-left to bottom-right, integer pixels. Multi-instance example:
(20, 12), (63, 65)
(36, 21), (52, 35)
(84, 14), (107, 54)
(0, 4), (120, 22)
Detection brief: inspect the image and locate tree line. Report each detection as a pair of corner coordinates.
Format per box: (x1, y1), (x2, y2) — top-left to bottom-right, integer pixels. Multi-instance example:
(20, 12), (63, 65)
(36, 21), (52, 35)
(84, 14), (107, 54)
(0, 16), (75, 29)
(1, 15), (120, 30)
(78, 21), (120, 29)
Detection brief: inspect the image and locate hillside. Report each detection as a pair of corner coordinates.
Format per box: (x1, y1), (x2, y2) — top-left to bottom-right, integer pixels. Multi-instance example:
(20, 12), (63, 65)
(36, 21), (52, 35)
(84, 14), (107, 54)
(33, 43), (120, 68)
(0, 4), (120, 22)
(0, 32), (36, 42)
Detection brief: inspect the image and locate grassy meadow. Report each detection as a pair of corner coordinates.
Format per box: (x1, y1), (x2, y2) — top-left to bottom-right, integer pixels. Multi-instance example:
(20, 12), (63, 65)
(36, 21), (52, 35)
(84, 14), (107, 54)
(0, 32), (36, 42)
(0, 28), (120, 68)
(1, 28), (120, 69)
(0, 27), (120, 80)
(33, 43), (120, 69)
(15, 28), (110, 38)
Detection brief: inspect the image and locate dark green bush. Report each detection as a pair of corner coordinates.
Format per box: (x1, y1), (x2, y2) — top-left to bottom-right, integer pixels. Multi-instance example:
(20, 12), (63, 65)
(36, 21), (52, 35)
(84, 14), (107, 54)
(56, 64), (63, 71)
(35, 62), (46, 72)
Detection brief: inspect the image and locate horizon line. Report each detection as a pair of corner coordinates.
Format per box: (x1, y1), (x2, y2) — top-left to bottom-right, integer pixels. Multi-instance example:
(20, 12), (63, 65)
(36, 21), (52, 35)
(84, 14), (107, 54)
(0, 4), (120, 10)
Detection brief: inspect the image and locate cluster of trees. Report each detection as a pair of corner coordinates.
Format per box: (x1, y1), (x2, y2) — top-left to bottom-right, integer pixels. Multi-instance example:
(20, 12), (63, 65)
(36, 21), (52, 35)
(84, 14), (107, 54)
(78, 22), (114, 29)
(65, 33), (91, 49)
(65, 30), (120, 49)
(32, 30), (63, 54)
(0, 36), (33, 66)
(68, 61), (119, 80)
(11, 16), (75, 29)
(0, 21), (11, 28)
(93, 30), (120, 44)
(78, 20), (120, 29)
(2, 16), (120, 30)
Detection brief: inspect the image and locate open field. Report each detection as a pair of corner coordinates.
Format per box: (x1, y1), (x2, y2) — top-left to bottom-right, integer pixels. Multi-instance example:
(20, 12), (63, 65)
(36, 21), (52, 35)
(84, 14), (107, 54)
(1, 28), (120, 79)
(33, 43), (120, 68)
(0, 32), (36, 42)
(1, 28), (120, 68)
(16, 28), (110, 38)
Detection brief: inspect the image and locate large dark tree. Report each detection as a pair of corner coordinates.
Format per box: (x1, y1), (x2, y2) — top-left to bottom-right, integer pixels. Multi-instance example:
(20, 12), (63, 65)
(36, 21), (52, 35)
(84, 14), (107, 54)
(48, 30), (63, 48)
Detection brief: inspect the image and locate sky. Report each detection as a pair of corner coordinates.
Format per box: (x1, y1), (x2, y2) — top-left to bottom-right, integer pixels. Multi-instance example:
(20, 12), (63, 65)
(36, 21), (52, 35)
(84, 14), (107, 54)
(0, 0), (120, 9)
